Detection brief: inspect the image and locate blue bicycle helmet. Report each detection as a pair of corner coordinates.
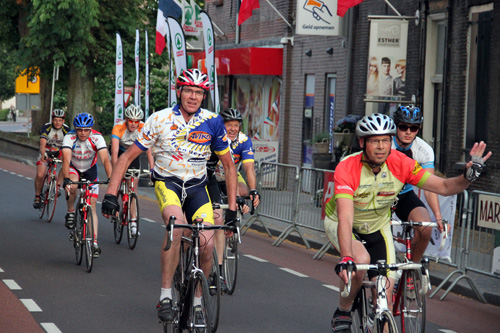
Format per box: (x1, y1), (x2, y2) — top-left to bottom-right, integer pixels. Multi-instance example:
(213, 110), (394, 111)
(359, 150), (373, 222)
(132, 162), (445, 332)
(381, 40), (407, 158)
(393, 105), (423, 124)
(73, 113), (95, 128)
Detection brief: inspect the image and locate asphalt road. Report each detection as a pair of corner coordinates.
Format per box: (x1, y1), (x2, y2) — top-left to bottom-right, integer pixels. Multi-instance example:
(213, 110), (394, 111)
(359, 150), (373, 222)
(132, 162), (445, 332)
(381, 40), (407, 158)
(1, 157), (499, 332)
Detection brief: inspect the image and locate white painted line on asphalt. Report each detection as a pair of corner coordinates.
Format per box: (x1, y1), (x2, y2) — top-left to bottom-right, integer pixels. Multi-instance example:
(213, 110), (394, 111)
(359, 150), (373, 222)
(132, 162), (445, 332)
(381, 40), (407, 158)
(9, 172), (15, 175)
(0, 267), (4, 272)
(280, 267), (308, 278)
(41, 323), (62, 333)
(143, 218), (157, 223)
(243, 254), (268, 262)
(438, 330), (457, 333)
(20, 298), (42, 312)
(3, 279), (21, 290)
(323, 284), (340, 292)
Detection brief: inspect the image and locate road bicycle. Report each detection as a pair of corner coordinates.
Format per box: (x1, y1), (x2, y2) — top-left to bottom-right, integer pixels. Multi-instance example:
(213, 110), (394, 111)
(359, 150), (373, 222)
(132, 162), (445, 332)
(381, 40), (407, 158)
(390, 219), (447, 333)
(37, 151), (61, 223)
(68, 178), (108, 273)
(212, 195), (253, 296)
(162, 215), (239, 333)
(112, 169), (150, 250)
(344, 219), (447, 333)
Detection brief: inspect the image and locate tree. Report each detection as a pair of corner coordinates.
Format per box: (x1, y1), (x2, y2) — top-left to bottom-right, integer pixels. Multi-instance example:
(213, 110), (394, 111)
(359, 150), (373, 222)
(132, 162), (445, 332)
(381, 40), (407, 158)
(0, 50), (16, 105)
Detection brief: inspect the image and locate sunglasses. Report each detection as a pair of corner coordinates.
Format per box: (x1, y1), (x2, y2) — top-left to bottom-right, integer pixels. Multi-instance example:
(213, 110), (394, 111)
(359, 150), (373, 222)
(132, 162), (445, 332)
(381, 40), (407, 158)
(398, 124), (420, 133)
(127, 120), (140, 125)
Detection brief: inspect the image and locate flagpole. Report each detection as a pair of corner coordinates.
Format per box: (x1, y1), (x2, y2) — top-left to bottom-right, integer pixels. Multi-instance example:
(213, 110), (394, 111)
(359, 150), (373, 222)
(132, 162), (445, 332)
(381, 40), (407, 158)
(262, 0), (292, 29)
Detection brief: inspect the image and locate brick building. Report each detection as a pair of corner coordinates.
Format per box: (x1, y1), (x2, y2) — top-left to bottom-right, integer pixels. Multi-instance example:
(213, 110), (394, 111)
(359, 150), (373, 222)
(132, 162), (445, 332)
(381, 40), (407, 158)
(204, 0), (499, 192)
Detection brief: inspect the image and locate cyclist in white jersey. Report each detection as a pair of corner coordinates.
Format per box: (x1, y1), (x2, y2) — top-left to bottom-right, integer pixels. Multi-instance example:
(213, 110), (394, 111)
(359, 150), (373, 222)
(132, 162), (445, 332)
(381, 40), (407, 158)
(61, 113), (112, 258)
(101, 69), (238, 323)
(33, 109), (70, 209)
(391, 105), (444, 264)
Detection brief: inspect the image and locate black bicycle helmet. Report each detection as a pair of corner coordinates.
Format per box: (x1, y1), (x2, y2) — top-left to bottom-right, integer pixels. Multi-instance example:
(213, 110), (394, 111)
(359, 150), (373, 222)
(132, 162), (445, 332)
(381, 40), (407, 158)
(393, 105), (423, 124)
(219, 108), (242, 122)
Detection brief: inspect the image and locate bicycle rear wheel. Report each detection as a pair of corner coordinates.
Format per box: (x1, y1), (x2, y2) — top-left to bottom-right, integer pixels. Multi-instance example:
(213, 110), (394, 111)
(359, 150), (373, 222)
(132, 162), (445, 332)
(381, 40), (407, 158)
(114, 191), (124, 244)
(187, 272), (212, 333)
(74, 210), (84, 265)
(45, 178), (58, 223)
(38, 174), (49, 219)
(351, 287), (368, 333)
(207, 249), (220, 332)
(377, 310), (398, 333)
(84, 206), (95, 273)
(127, 193), (140, 250)
(223, 234), (238, 295)
(400, 269), (426, 333)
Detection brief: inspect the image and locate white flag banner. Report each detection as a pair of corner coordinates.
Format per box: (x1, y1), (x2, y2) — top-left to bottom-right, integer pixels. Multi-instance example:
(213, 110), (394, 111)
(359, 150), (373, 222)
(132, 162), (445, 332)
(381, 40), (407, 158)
(145, 30), (150, 118)
(168, 17), (187, 78)
(201, 11), (219, 113)
(182, 0), (199, 36)
(135, 29), (140, 106)
(114, 33), (124, 125)
(170, 59), (177, 107)
(193, 0), (202, 32)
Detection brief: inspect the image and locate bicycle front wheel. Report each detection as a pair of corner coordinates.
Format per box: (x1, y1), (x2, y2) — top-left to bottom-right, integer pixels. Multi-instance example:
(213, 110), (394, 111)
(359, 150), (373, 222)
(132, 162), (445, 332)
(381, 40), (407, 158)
(113, 191), (124, 244)
(223, 234), (238, 295)
(351, 288), (368, 333)
(84, 206), (95, 273)
(207, 249), (220, 332)
(400, 269), (426, 333)
(377, 310), (398, 333)
(187, 272), (212, 333)
(127, 193), (140, 250)
(45, 178), (58, 223)
(38, 174), (49, 219)
(74, 210), (84, 265)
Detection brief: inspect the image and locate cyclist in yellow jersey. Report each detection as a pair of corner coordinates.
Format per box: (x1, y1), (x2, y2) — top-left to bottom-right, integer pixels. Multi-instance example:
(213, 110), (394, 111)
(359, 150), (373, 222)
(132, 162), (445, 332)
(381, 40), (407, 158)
(101, 69), (238, 323)
(327, 113), (491, 332)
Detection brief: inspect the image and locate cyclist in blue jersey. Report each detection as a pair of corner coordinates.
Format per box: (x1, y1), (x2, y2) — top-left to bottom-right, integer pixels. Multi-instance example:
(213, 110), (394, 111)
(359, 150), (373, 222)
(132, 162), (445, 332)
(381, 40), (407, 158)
(101, 69), (238, 323)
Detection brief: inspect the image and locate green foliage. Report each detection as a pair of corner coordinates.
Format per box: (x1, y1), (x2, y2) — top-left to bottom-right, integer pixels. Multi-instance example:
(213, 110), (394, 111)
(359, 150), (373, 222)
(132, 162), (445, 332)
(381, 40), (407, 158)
(313, 131), (331, 143)
(0, 50), (16, 101)
(96, 109), (114, 136)
(0, 109), (9, 121)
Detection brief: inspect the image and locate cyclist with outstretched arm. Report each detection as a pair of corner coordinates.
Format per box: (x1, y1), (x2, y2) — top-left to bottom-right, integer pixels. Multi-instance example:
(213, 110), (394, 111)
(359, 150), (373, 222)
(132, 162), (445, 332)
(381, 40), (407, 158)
(101, 69), (237, 323)
(325, 113), (491, 332)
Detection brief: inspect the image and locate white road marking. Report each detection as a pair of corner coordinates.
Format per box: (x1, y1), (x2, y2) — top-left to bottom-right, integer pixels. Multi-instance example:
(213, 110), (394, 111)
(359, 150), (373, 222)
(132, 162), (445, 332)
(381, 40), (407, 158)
(0, 267), (4, 272)
(143, 218), (157, 223)
(439, 330), (457, 333)
(3, 279), (21, 290)
(243, 254), (268, 262)
(20, 298), (42, 312)
(280, 267), (308, 278)
(41, 323), (62, 333)
(323, 284), (340, 292)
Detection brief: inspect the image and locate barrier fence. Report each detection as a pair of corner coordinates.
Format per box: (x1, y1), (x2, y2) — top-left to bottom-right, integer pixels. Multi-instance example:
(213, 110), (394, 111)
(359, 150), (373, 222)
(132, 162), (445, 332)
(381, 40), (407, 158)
(244, 161), (500, 303)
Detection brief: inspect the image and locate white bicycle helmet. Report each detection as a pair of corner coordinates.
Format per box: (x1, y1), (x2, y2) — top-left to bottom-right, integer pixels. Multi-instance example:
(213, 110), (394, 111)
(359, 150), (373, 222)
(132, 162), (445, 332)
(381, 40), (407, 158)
(356, 113), (396, 138)
(52, 109), (65, 118)
(125, 105), (144, 121)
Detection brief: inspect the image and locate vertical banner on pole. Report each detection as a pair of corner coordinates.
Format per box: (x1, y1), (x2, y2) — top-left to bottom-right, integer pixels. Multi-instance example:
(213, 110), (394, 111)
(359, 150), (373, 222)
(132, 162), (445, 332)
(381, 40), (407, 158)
(145, 30), (150, 118)
(170, 60), (177, 107)
(201, 11), (219, 113)
(115, 33), (124, 125)
(168, 17), (187, 108)
(135, 29), (140, 107)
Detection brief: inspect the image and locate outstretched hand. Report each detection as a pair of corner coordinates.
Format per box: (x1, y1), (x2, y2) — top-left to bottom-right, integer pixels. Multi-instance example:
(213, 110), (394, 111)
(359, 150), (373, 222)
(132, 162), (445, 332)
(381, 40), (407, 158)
(468, 141), (492, 165)
(464, 141), (492, 182)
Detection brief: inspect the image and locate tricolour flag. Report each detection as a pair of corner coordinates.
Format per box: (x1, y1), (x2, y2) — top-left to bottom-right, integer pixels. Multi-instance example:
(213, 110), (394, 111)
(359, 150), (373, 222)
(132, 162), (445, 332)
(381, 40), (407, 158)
(337, 0), (364, 17)
(156, 0), (182, 55)
(238, 0), (260, 26)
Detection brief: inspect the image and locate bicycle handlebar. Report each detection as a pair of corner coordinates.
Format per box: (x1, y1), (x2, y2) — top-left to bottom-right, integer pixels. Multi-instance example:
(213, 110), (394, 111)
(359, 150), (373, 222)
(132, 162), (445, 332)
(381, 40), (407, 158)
(391, 219), (449, 251)
(163, 215), (240, 251)
(213, 195), (255, 215)
(123, 169), (151, 179)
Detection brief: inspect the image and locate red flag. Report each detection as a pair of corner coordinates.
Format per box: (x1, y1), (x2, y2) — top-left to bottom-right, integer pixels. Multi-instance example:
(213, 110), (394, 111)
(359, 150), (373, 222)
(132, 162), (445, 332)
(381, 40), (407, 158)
(156, 0), (182, 55)
(337, 0), (364, 17)
(238, 0), (260, 26)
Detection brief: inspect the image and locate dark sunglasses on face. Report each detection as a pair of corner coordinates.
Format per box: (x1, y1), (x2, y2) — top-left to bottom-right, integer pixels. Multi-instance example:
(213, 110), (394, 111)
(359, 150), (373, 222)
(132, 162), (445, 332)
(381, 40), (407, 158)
(398, 124), (420, 133)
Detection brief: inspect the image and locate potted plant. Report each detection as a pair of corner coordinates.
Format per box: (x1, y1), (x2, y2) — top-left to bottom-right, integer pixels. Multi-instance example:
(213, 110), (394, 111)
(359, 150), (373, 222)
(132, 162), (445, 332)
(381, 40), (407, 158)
(333, 114), (360, 149)
(313, 131), (331, 154)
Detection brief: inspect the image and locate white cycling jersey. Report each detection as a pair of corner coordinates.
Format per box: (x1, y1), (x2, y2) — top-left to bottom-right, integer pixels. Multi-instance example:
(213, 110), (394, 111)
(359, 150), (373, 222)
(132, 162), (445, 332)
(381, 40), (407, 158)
(135, 105), (229, 182)
(62, 130), (107, 172)
(392, 136), (435, 194)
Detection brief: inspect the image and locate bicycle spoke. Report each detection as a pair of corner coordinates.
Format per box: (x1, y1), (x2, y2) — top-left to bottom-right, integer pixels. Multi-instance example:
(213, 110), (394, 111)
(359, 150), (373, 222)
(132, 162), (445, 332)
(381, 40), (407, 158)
(85, 206), (94, 273)
(127, 193), (140, 250)
(401, 269), (426, 333)
(223, 235), (238, 295)
(75, 211), (83, 266)
(46, 178), (58, 223)
(207, 249), (220, 332)
(113, 191), (124, 244)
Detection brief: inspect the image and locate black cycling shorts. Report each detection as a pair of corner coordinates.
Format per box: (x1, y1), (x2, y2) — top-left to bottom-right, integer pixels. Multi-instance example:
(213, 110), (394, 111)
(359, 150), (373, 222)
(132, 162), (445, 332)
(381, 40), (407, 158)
(394, 190), (426, 222)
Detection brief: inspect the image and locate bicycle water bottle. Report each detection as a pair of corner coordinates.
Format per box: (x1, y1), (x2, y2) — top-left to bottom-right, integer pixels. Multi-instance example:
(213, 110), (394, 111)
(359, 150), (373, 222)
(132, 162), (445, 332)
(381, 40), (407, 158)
(393, 269), (402, 293)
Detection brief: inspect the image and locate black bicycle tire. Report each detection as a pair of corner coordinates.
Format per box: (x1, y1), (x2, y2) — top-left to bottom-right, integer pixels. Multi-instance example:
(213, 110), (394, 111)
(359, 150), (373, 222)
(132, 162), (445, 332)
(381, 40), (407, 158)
(401, 269), (426, 333)
(377, 310), (398, 333)
(46, 178), (58, 223)
(85, 205), (94, 273)
(75, 210), (84, 265)
(127, 193), (140, 250)
(208, 249), (220, 332)
(38, 173), (49, 219)
(114, 191), (124, 244)
(223, 234), (238, 295)
(350, 287), (367, 333)
(188, 272), (212, 333)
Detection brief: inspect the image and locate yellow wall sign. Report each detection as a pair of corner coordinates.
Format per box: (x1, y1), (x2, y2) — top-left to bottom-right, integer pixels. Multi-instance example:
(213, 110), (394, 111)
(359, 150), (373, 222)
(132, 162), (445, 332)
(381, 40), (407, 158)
(16, 69), (40, 94)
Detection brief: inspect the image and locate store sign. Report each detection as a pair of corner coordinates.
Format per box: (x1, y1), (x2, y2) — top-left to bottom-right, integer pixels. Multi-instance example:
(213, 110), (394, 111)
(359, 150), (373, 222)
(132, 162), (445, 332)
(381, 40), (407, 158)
(296, 0), (340, 36)
(477, 194), (500, 231)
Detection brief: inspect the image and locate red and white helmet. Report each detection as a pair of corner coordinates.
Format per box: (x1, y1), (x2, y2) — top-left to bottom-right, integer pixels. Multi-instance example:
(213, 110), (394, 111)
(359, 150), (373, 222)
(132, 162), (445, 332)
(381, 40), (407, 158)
(176, 69), (210, 91)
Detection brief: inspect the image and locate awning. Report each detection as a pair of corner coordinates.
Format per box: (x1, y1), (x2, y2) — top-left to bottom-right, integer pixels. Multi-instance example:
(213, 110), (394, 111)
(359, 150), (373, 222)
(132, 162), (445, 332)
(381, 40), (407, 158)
(189, 47), (283, 76)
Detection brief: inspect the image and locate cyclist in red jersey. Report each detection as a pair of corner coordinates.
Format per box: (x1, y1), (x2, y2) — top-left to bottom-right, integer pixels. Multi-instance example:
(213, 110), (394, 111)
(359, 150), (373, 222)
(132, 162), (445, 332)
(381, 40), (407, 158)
(326, 113), (491, 332)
